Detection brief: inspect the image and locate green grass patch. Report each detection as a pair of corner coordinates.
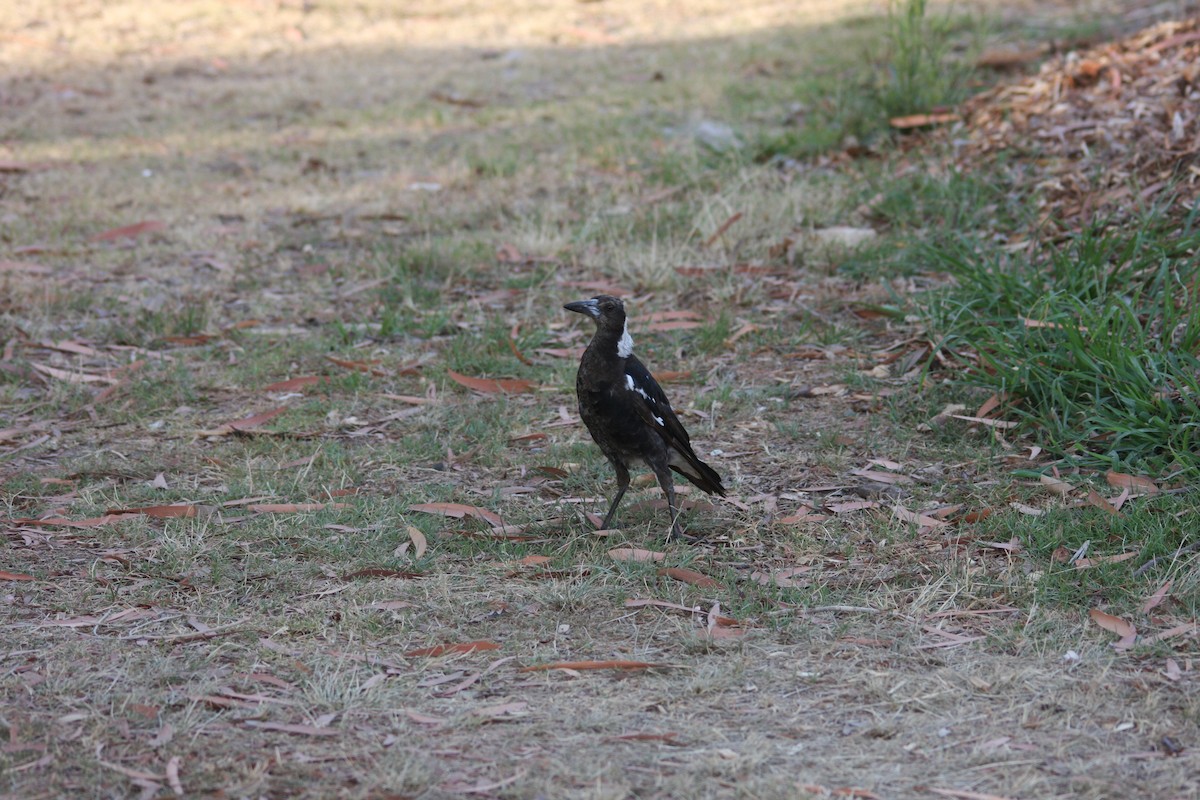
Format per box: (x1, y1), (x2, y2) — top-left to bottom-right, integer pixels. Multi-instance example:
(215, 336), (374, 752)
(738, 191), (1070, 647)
(923, 218), (1200, 478)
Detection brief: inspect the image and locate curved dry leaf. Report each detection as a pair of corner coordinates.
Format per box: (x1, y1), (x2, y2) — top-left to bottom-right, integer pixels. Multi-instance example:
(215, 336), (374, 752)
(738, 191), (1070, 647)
(828, 500), (880, 514)
(228, 406), (289, 431)
(90, 220), (165, 242)
(1141, 580), (1172, 614)
(0, 571), (35, 581)
(1039, 474), (1073, 496)
(657, 567), (723, 590)
(409, 502), (504, 528)
(243, 720), (338, 737)
(325, 356), (387, 376)
(446, 369), (536, 394)
(1089, 609), (1134, 637)
(109, 504), (199, 519)
(1105, 470), (1159, 495)
(750, 567), (810, 588)
(893, 505), (948, 528)
(406, 526), (428, 560)
(608, 548), (665, 563)
(1084, 489), (1121, 516)
(261, 376), (328, 392)
(405, 641), (500, 658)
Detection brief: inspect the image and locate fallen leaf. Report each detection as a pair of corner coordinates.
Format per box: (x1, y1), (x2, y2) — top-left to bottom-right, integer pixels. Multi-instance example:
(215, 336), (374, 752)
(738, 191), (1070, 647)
(1073, 551), (1138, 570)
(90, 220), (166, 242)
(403, 709), (447, 725)
(29, 362), (118, 385)
(657, 567), (723, 590)
(147, 724), (175, 748)
(516, 555), (553, 566)
(1105, 470), (1159, 495)
(165, 756), (183, 796)
(608, 548), (665, 563)
(624, 598), (738, 626)
(232, 406), (289, 430)
(446, 369), (536, 394)
(1085, 489), (1121, 515)
(325, 356), (387, 377)
(0, 571), (35, 581)
(1141, 580), (1172, 614)
(12, 515), (124, 528)
(1142, 622), (1197, 645)
(975, 392), (1005, 418)
(1039, 474), (1073, 495)
(702, 211), (743, 248)
(108, 504), (198, 519)
(1090, 609), (1137, 650)
(984, 537), (1022, 553)
(893, 505), (948, 529)
(949, 414), (1018, 429)
(889, 112), (959, 128)
(261, 376), (328, 392)
(409, 502), (504, 527)
(405, 641), (500, 658)
(471, 701), (528, 719)
(242, 721), (338, 737)
(405, 526), (428, 559)
(853, 469), (913, 484)
(518, 660), (662, 672)
(828, 500), (880, 514)
(607, 731), (681, 743)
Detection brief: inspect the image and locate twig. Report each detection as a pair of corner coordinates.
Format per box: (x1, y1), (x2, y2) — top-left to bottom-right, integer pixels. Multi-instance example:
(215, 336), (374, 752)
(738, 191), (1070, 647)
(805, 605), (881, 614)
(1133, 540), (1200, 577)
(119, 620), (249, 644)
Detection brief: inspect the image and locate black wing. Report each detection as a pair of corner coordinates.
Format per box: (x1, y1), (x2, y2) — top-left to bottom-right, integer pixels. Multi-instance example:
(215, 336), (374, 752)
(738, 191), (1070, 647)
(623, 356), (725, 496)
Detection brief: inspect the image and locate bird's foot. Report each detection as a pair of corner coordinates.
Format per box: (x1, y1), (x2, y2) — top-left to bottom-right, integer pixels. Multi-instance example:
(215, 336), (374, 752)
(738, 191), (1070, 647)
(665, 525), (702, 545)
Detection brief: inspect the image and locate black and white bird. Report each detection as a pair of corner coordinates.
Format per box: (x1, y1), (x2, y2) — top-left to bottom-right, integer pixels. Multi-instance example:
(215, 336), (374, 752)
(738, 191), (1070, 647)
(564, 295), (725, 541)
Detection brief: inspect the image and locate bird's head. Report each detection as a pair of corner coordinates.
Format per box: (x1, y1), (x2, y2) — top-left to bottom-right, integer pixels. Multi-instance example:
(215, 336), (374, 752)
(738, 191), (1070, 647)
(564, 295), (633, 356)
(564, 295), (626, 329)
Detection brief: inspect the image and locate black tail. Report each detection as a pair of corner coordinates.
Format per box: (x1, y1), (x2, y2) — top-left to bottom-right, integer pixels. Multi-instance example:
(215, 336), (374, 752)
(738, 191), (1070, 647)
(668, 447), (726, 496)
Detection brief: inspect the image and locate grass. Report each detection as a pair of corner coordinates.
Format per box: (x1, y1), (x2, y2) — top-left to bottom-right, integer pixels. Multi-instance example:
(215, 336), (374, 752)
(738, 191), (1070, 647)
(3, 1), (1199, 799)
(923, 216), (1200, 478)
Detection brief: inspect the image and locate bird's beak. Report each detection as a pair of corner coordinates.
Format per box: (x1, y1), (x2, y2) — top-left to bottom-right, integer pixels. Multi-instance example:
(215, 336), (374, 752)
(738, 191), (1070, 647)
(564, 299), (600, 318)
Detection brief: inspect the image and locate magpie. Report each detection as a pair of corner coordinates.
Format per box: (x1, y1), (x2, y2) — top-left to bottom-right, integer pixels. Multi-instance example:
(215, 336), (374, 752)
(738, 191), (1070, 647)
(564, 295), (725, 541)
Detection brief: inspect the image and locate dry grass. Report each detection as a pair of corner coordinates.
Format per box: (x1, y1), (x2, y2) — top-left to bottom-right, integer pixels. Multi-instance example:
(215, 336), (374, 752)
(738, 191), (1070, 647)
(3, 1), (1199, 799)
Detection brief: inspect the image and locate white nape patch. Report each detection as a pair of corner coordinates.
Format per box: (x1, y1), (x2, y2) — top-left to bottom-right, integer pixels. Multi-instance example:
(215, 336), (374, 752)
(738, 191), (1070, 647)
(616, 323), (634, 358)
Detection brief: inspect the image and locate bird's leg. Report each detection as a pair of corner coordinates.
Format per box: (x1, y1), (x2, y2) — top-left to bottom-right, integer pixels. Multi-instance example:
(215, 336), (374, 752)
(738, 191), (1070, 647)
(600, 461), (630, 530)
(650, 461), (684, 541)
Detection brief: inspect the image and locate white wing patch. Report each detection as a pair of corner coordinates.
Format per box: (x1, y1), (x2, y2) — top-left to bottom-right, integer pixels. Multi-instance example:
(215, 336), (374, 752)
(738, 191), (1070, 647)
(616, 323), (634, 358)
(624, 372), (656, 404)
(653, 414), (665, 426)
